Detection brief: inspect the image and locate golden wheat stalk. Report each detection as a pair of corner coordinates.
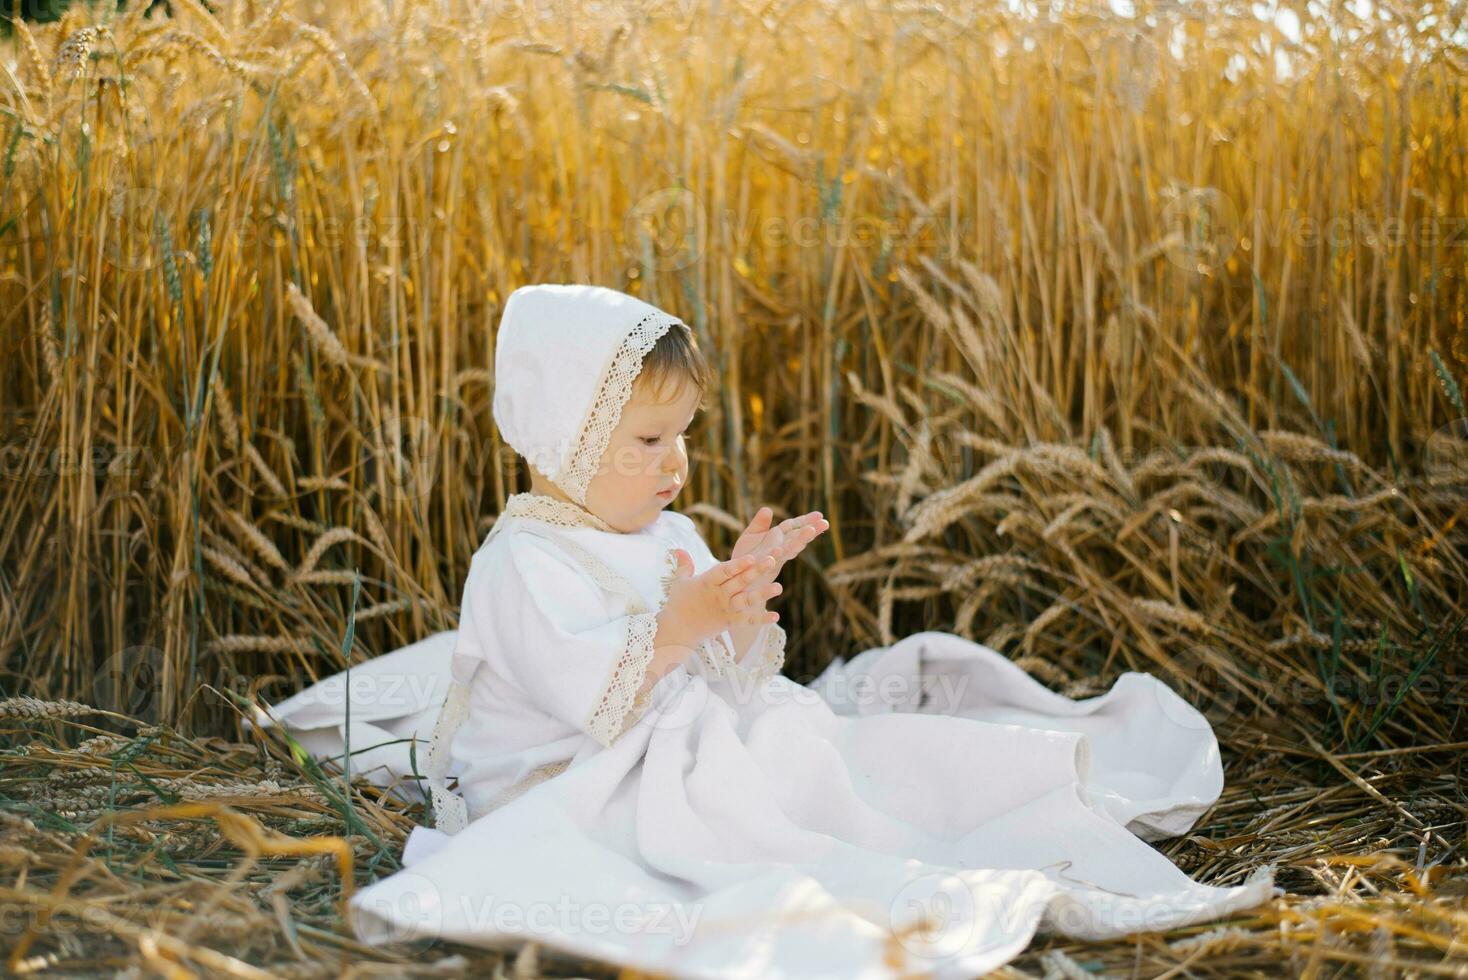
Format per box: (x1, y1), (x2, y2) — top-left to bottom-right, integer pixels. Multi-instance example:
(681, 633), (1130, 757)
(0, 697), (99, 719)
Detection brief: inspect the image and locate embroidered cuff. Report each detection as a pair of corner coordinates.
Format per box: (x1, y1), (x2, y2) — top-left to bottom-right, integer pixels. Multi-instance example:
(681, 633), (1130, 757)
(585, 612), (660, 748)
(725, 623), (786, 683)
(426, 680), (472, 834)
(696, 633), (739, 678)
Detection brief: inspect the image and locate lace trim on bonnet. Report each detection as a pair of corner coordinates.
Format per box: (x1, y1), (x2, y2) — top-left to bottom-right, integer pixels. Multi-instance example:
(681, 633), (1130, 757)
(561, 310), (687, 506)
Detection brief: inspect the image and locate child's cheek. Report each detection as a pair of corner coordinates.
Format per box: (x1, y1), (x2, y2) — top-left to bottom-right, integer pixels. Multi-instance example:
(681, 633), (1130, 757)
(611, 444), (646, 481)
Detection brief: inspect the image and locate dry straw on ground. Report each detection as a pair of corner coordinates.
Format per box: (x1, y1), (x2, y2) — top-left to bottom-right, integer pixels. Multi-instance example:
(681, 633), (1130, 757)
(1, 0), (1464, 974)
(2, 703), (1463, 977)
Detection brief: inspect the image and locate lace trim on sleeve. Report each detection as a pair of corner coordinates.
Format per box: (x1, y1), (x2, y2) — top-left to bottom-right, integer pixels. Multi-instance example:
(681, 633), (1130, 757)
(425, 679), (471, 834)
(617, 667), (660, 741)
(585, 611), (660, 747)
(696, 635), (737, 678)
(727, 623), (787, 683)
(482, 758), (571, 815)
(657, 546), (680, 603)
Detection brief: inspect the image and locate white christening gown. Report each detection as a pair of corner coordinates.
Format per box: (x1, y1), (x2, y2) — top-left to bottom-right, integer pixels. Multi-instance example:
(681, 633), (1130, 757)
(257, 496), (1279, 978)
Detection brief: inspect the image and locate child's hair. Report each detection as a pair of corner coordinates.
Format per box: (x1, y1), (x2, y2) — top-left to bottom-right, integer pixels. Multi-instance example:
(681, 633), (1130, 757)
(636, 324), (711, 407)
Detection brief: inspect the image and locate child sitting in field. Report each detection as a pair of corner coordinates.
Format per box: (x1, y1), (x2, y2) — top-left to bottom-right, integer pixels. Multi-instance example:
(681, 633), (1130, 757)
(264, 283), (1277, 979)
(432, 282), (829, 827)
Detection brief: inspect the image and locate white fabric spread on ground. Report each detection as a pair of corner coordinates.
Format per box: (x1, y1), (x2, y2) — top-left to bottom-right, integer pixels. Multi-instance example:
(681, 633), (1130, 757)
(259, 506), (1280, 979)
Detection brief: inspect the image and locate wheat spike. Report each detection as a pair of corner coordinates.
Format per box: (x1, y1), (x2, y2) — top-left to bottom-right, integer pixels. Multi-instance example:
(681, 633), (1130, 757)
(222, 510), (290, 574)
(0, 697), (98, 719)
(1132, 597), (1212, 634)
(243, 441), (287, 496)
(201, 545), (259, 588)
(293, 527), (365, 579)
(286, 281), (350, 369)
(1259, 430), (1364, 469)
(204, 635), (304, 655)
(53, 26), (111, 81)
(14, 18), (53, 101)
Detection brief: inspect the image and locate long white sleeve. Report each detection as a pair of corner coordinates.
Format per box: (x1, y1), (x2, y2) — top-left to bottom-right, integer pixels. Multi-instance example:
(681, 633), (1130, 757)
(453, 531), (659, 749)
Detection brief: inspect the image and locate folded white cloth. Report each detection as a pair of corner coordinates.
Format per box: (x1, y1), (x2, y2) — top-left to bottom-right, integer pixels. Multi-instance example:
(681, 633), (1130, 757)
(262, 611), (1279, 978)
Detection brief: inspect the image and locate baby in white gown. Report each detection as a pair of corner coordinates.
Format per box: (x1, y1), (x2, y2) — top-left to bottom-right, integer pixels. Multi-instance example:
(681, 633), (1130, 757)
(443, 337), (828, 819)
(424, 283), (828, 832)
(262, 283), (1279, 979)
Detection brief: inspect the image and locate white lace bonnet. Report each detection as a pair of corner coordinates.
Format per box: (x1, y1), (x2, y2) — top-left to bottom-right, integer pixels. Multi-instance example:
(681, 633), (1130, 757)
(492, 284), (692, 505)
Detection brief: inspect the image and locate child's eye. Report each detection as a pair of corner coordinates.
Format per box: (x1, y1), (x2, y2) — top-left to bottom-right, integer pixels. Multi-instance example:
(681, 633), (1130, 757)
(642, 427), (691, 446)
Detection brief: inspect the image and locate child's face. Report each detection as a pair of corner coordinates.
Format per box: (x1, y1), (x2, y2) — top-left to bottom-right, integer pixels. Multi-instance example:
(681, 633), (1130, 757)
(582, 375), (701, 532)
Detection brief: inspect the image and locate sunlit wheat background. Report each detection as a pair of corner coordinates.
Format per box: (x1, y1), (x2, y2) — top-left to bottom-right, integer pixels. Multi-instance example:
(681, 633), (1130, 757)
(1, 0), (1465, 975)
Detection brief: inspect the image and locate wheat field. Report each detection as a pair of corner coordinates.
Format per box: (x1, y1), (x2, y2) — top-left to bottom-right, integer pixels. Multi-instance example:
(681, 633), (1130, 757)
(1, 0), (1465, 975)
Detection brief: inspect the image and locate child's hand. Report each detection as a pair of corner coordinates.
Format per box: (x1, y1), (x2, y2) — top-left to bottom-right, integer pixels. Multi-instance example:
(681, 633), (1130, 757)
(730, 507), (829, 594)
(654, 550), (780, 655)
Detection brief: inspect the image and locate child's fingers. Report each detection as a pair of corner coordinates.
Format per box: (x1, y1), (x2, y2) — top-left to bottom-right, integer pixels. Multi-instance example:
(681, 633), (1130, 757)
(736, 605), (777, 626)
(806, 517), (829, 537)
(777, 515), (828, 546)
(773, 525), (821, 561)
(793, 525), (821, 546)
(720, 555), (775, 594)
(713, 554), (757, 584)
(731, 579), (781, 616)
(776, 513), (817, 535)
